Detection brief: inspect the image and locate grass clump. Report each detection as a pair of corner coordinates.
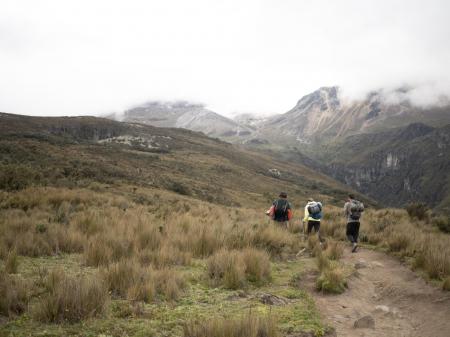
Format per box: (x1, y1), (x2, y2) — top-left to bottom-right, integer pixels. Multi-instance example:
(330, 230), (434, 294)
(207, 249), (246, 290)
(325, 241), (344, 261)
(207, 248), (272, 289)
(32, 269), (108, 323)
(5, 249), (19, 274)
(316, 267), (347, 294)
(183, 313), (279, 337)
(443, 277), (450, 291)
(433, 215), (450, 234)
(0, 271), (29, 316)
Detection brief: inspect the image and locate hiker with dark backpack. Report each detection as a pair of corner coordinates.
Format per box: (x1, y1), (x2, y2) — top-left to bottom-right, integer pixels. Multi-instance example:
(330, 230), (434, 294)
(303, 198), (323, 242)
(266, 192), (293, 229)
(344, 194), (364, 252)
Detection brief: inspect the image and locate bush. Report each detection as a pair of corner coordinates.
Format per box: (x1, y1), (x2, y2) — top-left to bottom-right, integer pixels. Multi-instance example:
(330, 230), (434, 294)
(32, 269), (108, 323)
(433, 215), (450, 233)
(0, 271), (29, 316)
(0, 164), (41, 191)
(406, 202), (429, 221)
(183, 313), (279, 337)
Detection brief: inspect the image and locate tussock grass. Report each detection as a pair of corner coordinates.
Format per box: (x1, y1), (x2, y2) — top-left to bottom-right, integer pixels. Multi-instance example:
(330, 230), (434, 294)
(316, 266), (347, 294)
(102, 259), (186, 302)
(0, 271), (29, 316)
(207, 248), (272, 289)
(32, 269), (108, 323)
(183, 313), (279, 337)
(5, 249), (19, 274)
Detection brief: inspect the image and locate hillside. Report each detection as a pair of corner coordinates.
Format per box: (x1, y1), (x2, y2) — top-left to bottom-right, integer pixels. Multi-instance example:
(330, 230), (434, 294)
(0, 112), (363, 208)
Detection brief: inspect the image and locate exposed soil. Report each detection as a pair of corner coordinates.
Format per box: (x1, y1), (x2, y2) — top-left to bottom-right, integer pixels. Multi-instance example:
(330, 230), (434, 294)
(306, 248), (450, 337)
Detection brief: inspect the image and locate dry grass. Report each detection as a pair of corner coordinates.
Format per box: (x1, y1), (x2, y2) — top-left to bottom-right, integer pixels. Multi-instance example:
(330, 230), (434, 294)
(207, 248), (272, 289)
(0, 271), (29, 316)
(321, 206), (450, 281)
(316, 266), (347, 294)
(183, 313), (279, 337)
(102, 259), (186, 302)
(32, 269), (108, 323)
(5, 249), (19, 274)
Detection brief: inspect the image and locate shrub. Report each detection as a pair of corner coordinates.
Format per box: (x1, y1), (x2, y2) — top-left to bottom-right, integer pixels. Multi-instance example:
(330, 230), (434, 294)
(0, 164), (41, 191)
(406, 202), (429, 221)
(433, 215), (450, 234)
(316, 267), (347, 294)
(0, 271), (29, 316)
(32, 269), (108, 323)
(183, 313), (279, 337)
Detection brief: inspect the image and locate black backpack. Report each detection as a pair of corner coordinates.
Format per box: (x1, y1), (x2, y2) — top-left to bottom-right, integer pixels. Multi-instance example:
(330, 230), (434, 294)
(273, 199), (289, 221)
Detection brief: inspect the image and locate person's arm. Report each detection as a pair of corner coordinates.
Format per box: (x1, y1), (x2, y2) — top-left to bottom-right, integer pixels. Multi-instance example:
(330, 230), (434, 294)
(303, 205), (309, 222)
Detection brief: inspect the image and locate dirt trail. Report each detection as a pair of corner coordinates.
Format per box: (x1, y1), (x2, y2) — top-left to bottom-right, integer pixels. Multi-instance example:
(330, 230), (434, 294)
(308, 248), (450, 337)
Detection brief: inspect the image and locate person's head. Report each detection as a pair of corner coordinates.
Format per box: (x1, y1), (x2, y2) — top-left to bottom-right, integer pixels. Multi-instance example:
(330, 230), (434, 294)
(279, 192), (287, 199)
(348, 194), (355, 201)
(307, 197), (314, 203)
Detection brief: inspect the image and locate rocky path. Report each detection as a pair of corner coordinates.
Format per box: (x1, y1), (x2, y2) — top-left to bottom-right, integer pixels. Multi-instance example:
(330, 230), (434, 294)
(309, 248), (450, 337)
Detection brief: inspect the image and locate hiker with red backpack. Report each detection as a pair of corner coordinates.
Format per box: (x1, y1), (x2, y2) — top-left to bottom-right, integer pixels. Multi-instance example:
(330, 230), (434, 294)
(344, 194), (364, 252)
(303, 198), (323, 242)
(266, 192), (293, 229)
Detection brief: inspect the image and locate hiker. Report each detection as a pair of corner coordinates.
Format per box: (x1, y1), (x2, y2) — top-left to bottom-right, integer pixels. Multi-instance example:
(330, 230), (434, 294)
(344, 194), (364, 252)
(303, 198), (323, 242)
(266, 192), (293, 229)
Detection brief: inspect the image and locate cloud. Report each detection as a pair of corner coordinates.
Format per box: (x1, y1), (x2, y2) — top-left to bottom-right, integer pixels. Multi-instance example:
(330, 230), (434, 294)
(1, 0), (450, 117)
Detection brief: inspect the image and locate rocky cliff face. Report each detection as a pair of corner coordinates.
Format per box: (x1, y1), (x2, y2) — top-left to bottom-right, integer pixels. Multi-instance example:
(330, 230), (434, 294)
(326, 123), (450, 212)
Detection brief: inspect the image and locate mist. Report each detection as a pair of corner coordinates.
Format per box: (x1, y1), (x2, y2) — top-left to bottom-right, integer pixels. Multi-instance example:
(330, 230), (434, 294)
(1, 0), (450, 117)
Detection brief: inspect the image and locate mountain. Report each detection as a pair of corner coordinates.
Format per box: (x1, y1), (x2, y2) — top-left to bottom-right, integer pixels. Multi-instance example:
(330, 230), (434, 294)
(240, 87), (450, 211)
(254, 86), (450, 146)
(0, 112), (366, 208)
(109, 101), (254, 140)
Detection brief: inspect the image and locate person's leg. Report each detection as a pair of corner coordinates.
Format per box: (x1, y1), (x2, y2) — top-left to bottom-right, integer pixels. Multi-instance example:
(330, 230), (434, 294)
(354, 222), (360, 243)
(346, 222), (355, 243)
(313, 221), (323, 242)
(307, 221), (314, 235)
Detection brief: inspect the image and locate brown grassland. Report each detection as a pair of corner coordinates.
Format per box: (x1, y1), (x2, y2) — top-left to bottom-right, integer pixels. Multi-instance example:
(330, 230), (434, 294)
(1, 114), (450, 336)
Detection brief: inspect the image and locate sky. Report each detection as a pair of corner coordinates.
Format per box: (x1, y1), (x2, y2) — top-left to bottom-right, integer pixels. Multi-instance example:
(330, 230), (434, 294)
(1, 0), (450, 117)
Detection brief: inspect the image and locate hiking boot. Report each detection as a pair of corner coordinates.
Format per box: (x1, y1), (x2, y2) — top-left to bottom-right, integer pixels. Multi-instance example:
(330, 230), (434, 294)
(352, 242), (358, 253)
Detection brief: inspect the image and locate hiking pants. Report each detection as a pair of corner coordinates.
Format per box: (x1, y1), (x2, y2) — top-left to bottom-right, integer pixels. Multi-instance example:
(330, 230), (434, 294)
(307, 220), (323, 242)
(346, 221), (360, 243)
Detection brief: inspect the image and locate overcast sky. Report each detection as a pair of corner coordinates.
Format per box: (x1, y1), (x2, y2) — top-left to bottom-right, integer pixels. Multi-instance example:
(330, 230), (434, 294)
(1, 0), (450, 117)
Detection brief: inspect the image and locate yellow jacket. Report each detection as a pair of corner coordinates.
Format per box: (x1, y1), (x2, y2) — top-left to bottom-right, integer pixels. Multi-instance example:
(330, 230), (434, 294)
(304, 202), (321, 222)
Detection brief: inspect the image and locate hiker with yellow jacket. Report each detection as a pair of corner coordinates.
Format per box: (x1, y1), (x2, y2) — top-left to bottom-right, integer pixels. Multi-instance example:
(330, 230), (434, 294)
(303, 198), (323, 242)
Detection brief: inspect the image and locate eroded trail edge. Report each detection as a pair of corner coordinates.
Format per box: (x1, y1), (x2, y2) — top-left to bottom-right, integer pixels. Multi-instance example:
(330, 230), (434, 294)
(306, 248), (450, 337)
